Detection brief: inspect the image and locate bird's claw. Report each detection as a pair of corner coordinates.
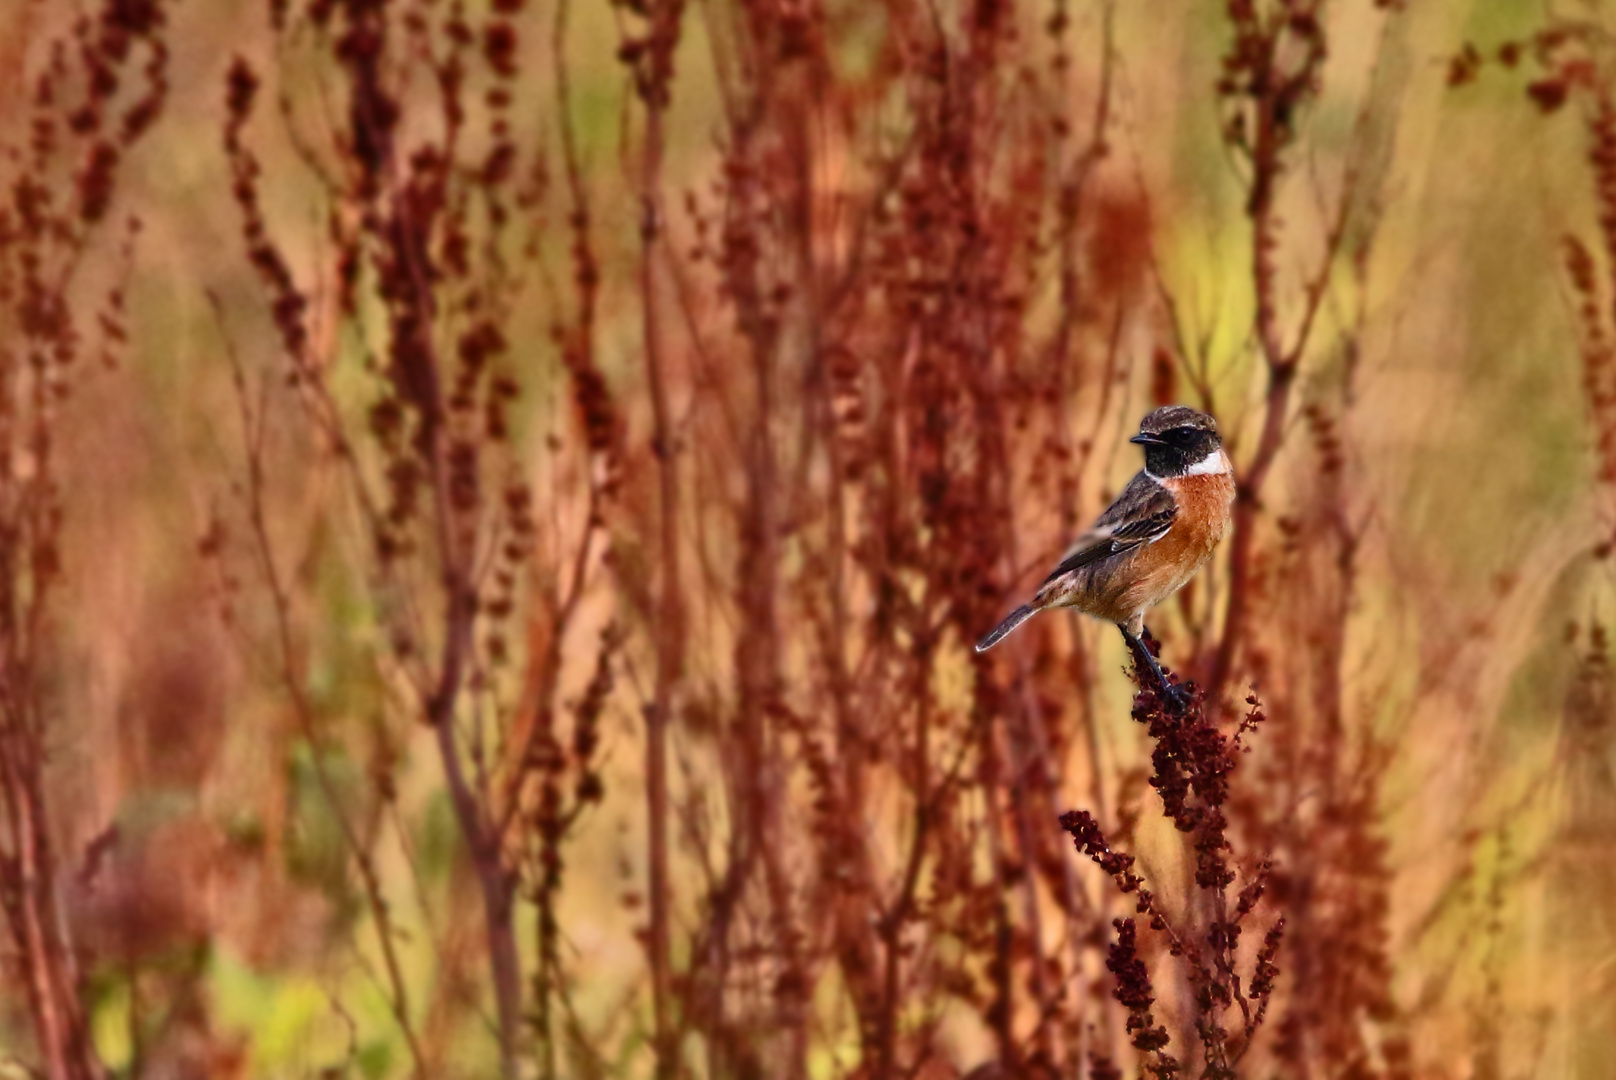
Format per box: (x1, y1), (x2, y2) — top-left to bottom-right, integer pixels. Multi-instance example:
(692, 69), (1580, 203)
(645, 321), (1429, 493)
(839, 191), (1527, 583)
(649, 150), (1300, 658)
(1158, 679), (1194, 712)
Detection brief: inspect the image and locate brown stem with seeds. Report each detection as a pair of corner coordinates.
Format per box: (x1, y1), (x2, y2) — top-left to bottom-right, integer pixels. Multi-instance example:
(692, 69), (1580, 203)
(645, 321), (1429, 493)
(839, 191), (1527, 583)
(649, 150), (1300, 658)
(631, 3), (687, 1073)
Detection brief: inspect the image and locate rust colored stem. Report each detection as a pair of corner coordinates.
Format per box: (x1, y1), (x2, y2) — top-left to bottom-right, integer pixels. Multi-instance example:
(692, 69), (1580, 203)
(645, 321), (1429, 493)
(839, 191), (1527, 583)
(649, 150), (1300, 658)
(0, 742), (99, 1080)
(1209, 49), (1298, 699)
(640, 21), (681, 1078)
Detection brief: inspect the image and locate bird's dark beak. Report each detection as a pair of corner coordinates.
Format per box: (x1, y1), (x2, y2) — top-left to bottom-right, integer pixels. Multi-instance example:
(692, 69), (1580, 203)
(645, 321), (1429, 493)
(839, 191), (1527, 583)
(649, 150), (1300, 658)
(1130, 433), (1163, 446)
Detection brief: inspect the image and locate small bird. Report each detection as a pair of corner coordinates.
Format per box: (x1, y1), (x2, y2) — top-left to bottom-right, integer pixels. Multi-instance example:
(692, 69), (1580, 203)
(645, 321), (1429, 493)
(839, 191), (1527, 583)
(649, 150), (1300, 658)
(976, 405), (1235, 701)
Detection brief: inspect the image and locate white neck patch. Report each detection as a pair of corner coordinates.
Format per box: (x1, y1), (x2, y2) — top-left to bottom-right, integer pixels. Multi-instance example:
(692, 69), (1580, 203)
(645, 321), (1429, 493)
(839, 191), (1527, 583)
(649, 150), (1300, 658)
(1183, 448), (1229, 477)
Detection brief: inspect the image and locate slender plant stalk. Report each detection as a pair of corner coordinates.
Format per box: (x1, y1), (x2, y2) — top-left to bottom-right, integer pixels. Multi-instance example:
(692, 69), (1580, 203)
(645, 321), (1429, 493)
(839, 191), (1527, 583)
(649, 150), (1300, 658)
(639, 7), (682, 1069)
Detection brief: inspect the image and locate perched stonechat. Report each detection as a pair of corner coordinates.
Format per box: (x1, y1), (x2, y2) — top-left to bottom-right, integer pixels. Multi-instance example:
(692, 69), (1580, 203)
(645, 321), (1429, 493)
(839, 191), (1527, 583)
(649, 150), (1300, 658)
(976, 405), (1235, 700)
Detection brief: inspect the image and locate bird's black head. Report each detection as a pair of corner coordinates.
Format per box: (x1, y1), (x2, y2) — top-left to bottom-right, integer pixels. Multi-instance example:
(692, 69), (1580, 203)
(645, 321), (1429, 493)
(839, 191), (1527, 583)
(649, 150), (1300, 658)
(1131, 405), (1223, 478)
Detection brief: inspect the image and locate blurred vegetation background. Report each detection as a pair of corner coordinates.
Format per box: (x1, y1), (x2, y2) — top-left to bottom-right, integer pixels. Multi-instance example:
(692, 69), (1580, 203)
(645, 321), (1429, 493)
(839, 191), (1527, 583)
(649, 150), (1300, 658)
(0, 0), (1612, 1077)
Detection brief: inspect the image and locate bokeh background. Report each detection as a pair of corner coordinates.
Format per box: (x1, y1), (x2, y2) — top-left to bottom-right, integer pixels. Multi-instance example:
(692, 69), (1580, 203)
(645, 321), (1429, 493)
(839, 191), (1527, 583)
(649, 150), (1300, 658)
(0, 0), (1612, 1077)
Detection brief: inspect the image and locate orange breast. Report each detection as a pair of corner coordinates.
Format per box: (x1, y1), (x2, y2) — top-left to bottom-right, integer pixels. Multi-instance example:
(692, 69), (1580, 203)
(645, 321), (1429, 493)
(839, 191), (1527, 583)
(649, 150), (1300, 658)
(1120, 471), (1235, 612)
(1058, 470), (1234, 625)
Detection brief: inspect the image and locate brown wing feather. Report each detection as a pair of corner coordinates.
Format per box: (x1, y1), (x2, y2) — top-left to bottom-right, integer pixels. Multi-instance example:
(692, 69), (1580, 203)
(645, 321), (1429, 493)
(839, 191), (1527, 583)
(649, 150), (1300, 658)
(1042, 472), (1177, 583)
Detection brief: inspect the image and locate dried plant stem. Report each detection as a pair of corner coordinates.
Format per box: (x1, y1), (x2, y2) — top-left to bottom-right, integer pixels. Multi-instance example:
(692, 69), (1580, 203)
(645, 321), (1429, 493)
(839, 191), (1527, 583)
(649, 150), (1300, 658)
(875, 649), (933, 1076)
(0, 741), (98, 1080)
(405, 224), (524, 1077)
(640, 24), (681, 1076)
(1208, 0), (1354, 698)
(220, 323), (428, 1078)
(1208, 51), (1293, 697)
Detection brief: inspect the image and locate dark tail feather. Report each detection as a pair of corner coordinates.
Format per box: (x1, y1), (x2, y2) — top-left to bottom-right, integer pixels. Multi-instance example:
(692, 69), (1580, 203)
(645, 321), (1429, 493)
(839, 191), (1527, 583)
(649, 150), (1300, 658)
(976, 604), (1036, 652)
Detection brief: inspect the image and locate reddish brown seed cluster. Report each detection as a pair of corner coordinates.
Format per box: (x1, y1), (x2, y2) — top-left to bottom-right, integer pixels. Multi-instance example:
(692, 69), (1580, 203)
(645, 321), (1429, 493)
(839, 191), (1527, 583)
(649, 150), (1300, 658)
(1061, 678), (1285, 1079)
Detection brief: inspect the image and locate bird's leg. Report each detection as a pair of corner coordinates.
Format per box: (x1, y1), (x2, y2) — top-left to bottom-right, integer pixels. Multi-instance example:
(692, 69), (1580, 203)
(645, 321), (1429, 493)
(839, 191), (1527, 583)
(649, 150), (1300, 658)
(1119, 624), (1191, 710)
